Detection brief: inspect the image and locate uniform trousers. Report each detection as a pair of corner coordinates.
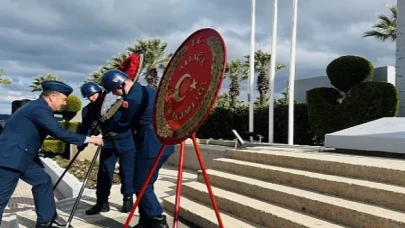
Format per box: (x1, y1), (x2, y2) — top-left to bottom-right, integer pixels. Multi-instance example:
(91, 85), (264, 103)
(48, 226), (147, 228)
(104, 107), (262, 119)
(96, 147), (135, 200)
(134, 155), (169, 222)
(0, 162), (56, 225)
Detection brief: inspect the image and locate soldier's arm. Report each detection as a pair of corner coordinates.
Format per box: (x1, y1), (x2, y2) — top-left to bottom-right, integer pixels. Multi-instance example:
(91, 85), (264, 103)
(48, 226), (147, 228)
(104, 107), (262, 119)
(30, 106), (87, 146)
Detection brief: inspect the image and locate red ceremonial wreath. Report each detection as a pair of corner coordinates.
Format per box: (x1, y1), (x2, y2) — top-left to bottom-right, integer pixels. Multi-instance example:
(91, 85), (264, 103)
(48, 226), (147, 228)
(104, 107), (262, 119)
(117, 52), (143, 81)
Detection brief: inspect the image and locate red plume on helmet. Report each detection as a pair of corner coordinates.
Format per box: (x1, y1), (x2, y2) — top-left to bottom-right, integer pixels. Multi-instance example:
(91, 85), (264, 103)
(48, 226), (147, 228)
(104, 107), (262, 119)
(117, 50), (145, 82)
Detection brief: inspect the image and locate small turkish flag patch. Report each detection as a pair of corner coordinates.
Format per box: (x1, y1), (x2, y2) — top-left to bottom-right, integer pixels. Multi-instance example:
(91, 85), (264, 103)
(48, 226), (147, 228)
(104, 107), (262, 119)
(121, 101), (129, 108)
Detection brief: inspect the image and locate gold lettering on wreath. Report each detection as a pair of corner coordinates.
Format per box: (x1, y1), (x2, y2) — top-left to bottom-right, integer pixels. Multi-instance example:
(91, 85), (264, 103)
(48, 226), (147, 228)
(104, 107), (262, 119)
(180, 37), (206, 72)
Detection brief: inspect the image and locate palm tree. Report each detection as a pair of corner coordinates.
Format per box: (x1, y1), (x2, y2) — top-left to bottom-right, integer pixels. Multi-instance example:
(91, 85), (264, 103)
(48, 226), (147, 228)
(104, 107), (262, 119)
(130, 38), (171, 89)
(225, 59), (245, 108)
(244, 49), (286, 106)
(363, 5), (397, 42)
(30, 73), (58, 92)
(86, 52), (128, 85)
(0, 68), (11, 85)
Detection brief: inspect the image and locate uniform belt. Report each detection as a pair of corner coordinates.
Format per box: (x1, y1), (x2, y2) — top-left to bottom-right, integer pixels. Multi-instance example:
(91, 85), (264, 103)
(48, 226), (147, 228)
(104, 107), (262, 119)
(105, 131), (118, 137)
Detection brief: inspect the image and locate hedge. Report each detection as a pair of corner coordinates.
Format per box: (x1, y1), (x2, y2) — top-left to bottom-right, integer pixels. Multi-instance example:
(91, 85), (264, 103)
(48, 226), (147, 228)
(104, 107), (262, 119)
(42, 140), (66, 155)
(306, 87), (345, 142)
(307, 82), (399, 141)
(42, 121), (80, 155)
(196, 103), (315, 145)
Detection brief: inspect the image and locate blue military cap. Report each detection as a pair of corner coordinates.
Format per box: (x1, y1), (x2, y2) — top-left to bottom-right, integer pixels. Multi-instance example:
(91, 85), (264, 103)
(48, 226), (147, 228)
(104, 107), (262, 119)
(41, 80), (73, 96)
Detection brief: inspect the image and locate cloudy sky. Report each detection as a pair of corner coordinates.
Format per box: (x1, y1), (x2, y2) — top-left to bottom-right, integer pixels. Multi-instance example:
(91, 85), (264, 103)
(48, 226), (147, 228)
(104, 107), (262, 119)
(0, 0), (397, 114)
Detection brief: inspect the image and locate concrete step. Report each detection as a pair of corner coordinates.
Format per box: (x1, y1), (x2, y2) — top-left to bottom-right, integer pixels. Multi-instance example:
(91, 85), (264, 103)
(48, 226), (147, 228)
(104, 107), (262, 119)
(212, 158), (405, 211)
(225, 149), (405, 186)
(15, 196), (137, 228)
(199, 169), (405, 228)
(181, 181), (346, 228)
(1, 206), (18, 228)
(162, 195), (263, 228)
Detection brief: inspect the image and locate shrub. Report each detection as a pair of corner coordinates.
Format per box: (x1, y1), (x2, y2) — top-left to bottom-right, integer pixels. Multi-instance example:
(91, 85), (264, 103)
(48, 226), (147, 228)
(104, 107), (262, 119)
(307, 87), (346, 142)
(308, 55), (399, 142)
(43, 121), (80, 157)
(307, 77), (399, 141)
(326, 55), (374, 92)
(60, 95), (82, 112)
(343, 81), (399, 126)
(59, 121), (80, 132)
(42, 140), (65, 155)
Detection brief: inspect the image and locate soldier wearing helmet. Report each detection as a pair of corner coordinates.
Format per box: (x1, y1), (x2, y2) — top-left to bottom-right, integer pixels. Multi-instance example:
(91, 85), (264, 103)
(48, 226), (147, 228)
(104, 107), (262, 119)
(101, 69), (174, 228)
(76, 81), (136, 215)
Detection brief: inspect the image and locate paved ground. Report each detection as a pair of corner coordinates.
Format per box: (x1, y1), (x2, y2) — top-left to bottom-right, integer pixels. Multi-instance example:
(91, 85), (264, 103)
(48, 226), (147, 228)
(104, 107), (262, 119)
(2, 164), (198, 228)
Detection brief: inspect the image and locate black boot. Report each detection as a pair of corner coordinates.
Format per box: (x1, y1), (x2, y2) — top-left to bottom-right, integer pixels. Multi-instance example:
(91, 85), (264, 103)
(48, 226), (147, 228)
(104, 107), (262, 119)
(85, 199), (110, 215)
(149, 215), (169, 228)
(121, 195), (133, 213)
(35, 218), (73, 228)
(132, 216), (148, 228)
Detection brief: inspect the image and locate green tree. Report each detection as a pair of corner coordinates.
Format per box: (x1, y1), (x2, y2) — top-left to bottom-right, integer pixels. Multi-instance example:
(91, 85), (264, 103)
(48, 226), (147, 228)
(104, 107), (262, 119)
(30, 73), (58, 92)
(215, 93), (231, 108)
(130, 38), (172, 89)
(363, 5), (397, 42)
(225, 59), (245, 108)
(0, 68), (11, 85)
(244, 49), (286, 106)
(86, 51), (129, 85)
(274, 88), (288, 105)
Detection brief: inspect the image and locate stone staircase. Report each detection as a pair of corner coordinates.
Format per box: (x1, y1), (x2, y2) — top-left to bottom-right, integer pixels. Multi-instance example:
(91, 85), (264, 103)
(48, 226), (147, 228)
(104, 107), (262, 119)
(162, 145), (405, 228)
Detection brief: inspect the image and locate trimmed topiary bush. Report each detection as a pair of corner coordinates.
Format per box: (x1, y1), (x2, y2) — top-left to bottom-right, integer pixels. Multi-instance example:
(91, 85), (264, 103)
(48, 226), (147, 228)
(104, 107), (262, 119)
(61, 95), (82, 112)
(306, 87), (344, 143)
(326, 55), (374, 92)
(343, 81), (399, 125)
(42, 139), (66, 155)
(60, 95), (82, 121)
(307, 55), (399, 142)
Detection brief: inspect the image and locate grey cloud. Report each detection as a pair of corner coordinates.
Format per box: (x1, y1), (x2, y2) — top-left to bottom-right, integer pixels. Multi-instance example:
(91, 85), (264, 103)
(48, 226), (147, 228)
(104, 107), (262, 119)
(0, 0), (398, 114)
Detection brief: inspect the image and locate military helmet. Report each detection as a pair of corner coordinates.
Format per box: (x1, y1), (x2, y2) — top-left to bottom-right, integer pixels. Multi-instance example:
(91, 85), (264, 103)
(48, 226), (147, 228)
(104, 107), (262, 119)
(80, 82), (102, 98)
(101, 69), (129, 92)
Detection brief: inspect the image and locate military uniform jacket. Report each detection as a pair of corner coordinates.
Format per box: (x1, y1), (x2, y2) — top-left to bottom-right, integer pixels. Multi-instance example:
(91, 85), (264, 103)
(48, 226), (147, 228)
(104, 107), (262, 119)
(77, 102), (135, 152)
(108, 82), (174, 159)
(0, 98), (86, 172)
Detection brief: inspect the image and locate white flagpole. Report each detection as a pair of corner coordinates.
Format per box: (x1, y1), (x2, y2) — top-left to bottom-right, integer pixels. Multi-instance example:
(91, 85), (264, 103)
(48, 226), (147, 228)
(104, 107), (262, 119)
(248, 0), (256, 140)
(268, 0), (278, 143)
(288, 0), (298, 145)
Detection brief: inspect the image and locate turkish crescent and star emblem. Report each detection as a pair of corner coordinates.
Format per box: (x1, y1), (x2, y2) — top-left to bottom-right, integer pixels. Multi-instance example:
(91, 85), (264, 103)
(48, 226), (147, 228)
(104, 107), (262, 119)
(153, 28), (227, 145)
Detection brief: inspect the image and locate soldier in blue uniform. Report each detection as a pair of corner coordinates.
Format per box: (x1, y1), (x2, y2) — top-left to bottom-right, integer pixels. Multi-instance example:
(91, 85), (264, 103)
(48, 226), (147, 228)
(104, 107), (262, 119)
(0, 81), (104, 228)
(76, 82), (135, 215)
(101, 70), (174, 228)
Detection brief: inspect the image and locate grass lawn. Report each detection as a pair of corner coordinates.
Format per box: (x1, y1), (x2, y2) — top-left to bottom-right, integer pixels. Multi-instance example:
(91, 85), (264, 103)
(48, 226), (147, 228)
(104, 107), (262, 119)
(52, 155), (121, 189)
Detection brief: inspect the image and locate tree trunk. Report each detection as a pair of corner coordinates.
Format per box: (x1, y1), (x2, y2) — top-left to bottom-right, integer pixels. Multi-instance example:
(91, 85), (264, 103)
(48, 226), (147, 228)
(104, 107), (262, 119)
(228, 79), (240, 108)
(257, 72), (269, 106)
(145, 68), (159, 90)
